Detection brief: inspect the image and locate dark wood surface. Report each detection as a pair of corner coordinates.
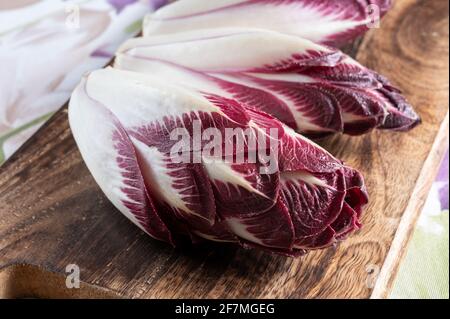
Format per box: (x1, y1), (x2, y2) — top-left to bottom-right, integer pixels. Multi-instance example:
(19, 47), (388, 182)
(0, 0), (448, 299)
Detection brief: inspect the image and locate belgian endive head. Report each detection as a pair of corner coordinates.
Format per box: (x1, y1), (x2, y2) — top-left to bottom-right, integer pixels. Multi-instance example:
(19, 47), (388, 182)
(69, 67), (368, 256)
(143, 0), (393, 46)
(116, 28), (420, 137)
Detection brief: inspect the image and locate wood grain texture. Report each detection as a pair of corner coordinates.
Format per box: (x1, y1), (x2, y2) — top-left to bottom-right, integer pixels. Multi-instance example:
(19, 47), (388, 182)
(0, 0), (448, 299)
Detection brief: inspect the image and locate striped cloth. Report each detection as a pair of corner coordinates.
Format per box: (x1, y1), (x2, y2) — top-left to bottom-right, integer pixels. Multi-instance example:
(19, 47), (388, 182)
(0, 0), (165, 162)
(391, 150), (449, 299)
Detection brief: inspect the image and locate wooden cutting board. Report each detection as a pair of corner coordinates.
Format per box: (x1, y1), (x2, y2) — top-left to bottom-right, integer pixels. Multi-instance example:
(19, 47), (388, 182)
(0, 0), (448, 299)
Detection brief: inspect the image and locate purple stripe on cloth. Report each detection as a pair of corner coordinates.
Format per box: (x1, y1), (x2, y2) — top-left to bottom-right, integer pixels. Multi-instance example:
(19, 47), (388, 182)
(149, 0), (168, 10)
(437, 150), (449, 210)
(91, 49), (114, 58)
(108, 0), (137, 13)
(108, 0), (168, 13)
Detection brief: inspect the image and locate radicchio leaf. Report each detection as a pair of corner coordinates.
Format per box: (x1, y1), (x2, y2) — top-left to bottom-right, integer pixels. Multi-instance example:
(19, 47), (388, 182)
(116, 30), (420, 136)
(143, 0), (393, 46)
(69, 67), (369, 256)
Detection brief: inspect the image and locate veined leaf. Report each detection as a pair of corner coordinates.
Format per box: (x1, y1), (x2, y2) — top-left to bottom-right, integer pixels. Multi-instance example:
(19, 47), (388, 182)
(143, 0), (393, 46)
